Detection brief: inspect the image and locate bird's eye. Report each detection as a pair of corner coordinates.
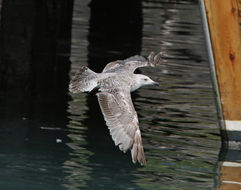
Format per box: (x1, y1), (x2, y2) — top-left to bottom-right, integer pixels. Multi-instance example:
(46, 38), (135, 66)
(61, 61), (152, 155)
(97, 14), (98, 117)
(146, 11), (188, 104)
(144, 78), (148, 81)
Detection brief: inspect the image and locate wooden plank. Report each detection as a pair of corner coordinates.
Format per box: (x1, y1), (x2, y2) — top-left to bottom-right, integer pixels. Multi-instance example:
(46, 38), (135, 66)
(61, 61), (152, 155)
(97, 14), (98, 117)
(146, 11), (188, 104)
(220, 166), (241, 184)
(203, 1), (241, 189)
(204, 0), (241, 121)
(216, 184), (241, 190)
(238, 0), (241, 23)
(215, 163), (241, 190)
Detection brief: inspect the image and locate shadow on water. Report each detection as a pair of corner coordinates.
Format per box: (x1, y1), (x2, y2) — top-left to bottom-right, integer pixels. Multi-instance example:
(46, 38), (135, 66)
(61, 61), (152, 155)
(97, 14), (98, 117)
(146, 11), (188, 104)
(0, 1), (73, 189)
(84, 0), (145, 189)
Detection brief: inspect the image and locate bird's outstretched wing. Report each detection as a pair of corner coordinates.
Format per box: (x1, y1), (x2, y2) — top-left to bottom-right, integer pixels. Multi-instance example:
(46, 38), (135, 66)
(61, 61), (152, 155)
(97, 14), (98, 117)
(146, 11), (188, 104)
(96, 87), (146, 165)
(69, 66), (98, 93)
(102, 52), (163, 73)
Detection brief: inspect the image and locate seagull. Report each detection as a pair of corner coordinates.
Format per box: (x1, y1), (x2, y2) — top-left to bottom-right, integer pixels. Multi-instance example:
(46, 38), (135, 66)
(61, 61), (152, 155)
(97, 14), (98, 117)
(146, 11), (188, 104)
(69, 52), (163, 165)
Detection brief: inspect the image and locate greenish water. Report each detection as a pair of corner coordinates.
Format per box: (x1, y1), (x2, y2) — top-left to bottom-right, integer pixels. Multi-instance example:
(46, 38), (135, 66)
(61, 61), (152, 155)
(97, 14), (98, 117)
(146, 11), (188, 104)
(0, 0), (221, 190)
(68, 0), (220, 189)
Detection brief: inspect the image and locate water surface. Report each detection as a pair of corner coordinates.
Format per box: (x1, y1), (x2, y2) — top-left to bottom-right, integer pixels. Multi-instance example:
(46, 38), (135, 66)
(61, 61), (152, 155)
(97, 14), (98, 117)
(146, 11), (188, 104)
(0, 0), (221, 190)
(68, 0), (220, 189)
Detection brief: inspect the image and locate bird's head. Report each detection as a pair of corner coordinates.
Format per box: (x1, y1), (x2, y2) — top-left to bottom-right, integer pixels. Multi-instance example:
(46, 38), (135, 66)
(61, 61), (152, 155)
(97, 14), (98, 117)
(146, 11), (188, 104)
(131, 74), (159, 91)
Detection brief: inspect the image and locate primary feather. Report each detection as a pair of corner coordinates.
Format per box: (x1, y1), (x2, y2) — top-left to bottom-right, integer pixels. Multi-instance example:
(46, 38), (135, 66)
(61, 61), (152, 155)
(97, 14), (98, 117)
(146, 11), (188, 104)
(69, 52), (163, 165)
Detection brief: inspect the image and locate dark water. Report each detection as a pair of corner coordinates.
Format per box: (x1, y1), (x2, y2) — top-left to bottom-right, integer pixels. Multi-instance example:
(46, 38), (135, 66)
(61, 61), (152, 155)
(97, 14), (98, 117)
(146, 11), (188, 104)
(0, 0), (222, 190)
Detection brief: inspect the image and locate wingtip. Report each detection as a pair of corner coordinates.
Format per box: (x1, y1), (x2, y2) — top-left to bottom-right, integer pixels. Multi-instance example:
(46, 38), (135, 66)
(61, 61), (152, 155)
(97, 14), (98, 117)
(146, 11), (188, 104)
(131, 130), (147, 166)
(147, 51), (164, 67)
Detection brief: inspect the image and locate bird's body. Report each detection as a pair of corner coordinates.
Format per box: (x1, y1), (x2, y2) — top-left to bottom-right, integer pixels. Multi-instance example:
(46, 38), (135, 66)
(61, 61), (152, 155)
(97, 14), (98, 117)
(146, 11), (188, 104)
(69, 52), (162, 165)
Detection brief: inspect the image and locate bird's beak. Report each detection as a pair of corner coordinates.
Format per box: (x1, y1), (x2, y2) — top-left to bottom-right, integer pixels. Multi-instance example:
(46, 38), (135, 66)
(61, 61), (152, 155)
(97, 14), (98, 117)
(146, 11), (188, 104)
(153, 81), (160, 86)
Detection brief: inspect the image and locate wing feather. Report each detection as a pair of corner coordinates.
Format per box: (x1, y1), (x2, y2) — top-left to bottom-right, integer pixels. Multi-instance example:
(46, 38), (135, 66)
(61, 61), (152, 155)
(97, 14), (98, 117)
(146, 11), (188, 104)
(102, 52), (163, 74)
(96, 89), (146, 165)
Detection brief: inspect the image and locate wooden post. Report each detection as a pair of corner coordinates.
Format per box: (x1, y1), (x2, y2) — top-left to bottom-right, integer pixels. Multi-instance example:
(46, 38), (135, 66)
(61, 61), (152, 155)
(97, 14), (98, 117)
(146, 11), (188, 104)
(202, 0), (241, 189)
(204, 0), (241, 130)
(238, 0), (241, 26)
(215, 163), (241, 190)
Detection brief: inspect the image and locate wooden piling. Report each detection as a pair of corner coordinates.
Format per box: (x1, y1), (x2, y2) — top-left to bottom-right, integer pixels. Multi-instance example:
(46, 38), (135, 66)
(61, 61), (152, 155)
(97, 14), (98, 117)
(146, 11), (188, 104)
(204, 0), (241, 123)
(201, 0), (241, 189)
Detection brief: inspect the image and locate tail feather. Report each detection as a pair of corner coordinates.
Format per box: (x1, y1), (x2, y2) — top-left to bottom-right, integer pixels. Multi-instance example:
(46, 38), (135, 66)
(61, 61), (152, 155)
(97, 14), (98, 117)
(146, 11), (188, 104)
(69, 66), (98, 93)
(131, 130), (146, 166)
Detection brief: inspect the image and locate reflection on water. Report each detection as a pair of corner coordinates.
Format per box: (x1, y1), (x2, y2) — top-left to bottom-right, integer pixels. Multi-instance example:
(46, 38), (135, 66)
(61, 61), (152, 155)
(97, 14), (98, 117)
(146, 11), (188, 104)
(67, 0), (220, 190)
(0, 0), (225, 190)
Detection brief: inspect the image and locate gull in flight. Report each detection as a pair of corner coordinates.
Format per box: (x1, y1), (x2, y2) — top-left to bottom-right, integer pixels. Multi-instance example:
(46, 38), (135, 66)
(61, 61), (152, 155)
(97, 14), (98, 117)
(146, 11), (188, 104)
(69, 52), (163, 165)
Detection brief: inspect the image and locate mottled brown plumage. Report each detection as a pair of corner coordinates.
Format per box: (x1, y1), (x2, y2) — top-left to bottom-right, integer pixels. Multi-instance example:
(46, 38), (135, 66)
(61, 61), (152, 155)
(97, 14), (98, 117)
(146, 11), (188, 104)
(69, 52), (163, 165)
